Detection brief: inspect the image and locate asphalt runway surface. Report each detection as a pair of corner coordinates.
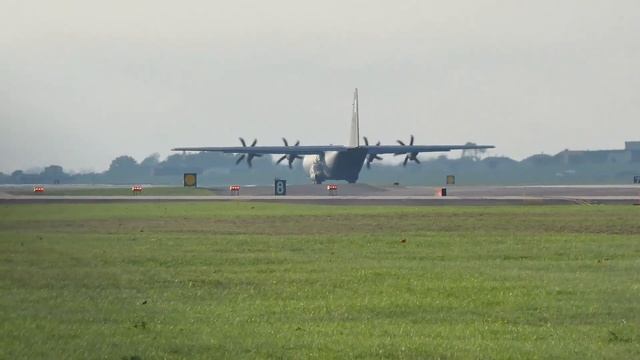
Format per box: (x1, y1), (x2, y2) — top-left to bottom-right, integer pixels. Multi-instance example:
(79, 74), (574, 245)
(1, 184), (640, 205)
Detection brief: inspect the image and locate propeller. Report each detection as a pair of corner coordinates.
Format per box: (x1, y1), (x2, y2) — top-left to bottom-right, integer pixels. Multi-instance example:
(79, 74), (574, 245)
(276, 138), (303, 169)
(363, 136), (383, 169)
(395, 135), (420, 166)
(235, 137), (262, 168)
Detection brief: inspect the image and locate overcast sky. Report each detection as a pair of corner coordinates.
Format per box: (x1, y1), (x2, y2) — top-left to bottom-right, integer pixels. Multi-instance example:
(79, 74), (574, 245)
(2, 0), (639, 172)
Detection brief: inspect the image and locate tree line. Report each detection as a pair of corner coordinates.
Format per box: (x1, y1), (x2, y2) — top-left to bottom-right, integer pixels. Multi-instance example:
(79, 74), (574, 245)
(1, 150), (638, 186)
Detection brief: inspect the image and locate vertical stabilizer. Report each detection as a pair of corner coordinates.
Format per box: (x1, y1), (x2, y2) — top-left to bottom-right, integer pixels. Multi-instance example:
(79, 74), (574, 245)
(349, 88), (360, 147)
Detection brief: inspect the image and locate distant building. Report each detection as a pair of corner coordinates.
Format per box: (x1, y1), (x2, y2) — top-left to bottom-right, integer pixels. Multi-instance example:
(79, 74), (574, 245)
(559, 141), (640, 165)
(626, 141), (640, 162)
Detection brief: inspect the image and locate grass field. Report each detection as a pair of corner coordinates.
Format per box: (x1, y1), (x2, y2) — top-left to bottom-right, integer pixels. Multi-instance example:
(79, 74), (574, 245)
(1, 202), (639, 359)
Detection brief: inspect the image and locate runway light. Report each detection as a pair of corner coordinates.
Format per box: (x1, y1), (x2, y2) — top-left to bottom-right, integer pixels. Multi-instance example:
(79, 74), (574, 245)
(229, 185), (241, 195)
(33, 186), (45, 193)
(327, 184), (338, 195)
(131, 185), (143, 193)
(436, 187), (447, 197)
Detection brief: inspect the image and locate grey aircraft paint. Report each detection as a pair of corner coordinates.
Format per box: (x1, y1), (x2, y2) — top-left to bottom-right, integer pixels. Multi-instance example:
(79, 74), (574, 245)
(302, 89), (367, 183)
(172, 89), (494, 184)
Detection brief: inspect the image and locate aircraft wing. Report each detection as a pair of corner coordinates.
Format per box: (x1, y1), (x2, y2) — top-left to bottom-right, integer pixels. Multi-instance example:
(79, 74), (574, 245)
(363, 144), (495, 155)
(173, 144), (495, 155)
(171, 145), (349, 155)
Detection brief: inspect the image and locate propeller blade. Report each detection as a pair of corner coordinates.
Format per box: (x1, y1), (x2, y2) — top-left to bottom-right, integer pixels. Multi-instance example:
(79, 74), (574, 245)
(403, 155), (409, 167)
(250, 139), (257, 147)
(294, 140), (300, 146)
(363, 137), (369, 146)
(247, 154), (254, 168)
(235, 154), (245, 165)
(276, 155), (287, 164)
(366, 151), (382, 169)
(282, 138), (288, 146)
(239, 137), (247, 147)
(414, 157), (421, 164)
(376, 141), (381, 146)
(410, 135), (414, 146)
(395, 138), (406, 156)
(287, 158), (294, 169)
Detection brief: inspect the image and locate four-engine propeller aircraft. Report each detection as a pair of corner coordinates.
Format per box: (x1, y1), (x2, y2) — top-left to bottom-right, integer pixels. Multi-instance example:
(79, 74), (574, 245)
(172, 89), (494, 184)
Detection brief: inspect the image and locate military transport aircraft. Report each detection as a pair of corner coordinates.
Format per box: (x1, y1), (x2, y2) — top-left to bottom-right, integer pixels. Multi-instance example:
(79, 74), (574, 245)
(172, 89), (494, 184)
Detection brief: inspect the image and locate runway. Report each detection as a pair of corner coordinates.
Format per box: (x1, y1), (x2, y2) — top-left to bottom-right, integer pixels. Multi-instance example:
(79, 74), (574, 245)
(1, 184), (639, 205)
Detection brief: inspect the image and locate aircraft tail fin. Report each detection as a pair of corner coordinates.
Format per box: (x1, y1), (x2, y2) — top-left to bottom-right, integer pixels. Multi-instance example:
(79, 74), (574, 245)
(349, 88), (360, 147)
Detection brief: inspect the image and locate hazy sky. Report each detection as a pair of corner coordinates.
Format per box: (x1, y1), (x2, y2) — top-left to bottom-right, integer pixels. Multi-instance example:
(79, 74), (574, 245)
(2, 0), (639, 172)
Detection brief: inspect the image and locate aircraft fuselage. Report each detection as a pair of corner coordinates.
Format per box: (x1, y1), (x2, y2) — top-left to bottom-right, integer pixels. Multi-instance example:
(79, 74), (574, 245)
(302, 148), (368, 184)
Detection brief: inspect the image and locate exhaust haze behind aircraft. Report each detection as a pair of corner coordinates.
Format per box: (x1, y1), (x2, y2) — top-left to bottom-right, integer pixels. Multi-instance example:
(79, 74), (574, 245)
(172, 89), (494, 183)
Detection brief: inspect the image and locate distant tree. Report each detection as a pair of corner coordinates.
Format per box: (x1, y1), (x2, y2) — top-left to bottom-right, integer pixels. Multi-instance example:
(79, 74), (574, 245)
(483, 156), (517, 169)
(41, 165), (68, 184)
(10, 170), (24, 183)
(42, 165), (64, 177)
(105, 155), (144, 182)
(108, 156), (138, 172)
(140, 153), (161, 168)
(521, 154), (559, 167)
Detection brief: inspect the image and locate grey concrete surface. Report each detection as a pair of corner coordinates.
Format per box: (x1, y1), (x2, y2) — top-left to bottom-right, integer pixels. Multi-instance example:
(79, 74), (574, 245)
(1, 184), (639, 205)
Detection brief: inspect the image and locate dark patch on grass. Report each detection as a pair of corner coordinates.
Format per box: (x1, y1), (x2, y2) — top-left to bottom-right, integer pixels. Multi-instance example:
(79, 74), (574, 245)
(133, 320), (147, 330)
(608, 330), (632, 343)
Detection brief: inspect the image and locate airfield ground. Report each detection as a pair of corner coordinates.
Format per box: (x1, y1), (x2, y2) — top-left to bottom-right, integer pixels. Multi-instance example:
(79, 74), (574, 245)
(1, 202), (639, 359)
(2, 184), (640, 205)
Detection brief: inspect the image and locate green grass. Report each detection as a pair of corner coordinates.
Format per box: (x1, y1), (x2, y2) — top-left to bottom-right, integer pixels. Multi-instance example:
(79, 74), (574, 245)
(8, 186), (215, 196)
(1, 203), (639, 359)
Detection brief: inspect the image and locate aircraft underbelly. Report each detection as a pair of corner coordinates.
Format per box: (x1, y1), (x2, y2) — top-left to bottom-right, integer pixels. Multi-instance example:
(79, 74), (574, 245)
(325, 148), (368, 182)
(302, 149), (367, 183)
